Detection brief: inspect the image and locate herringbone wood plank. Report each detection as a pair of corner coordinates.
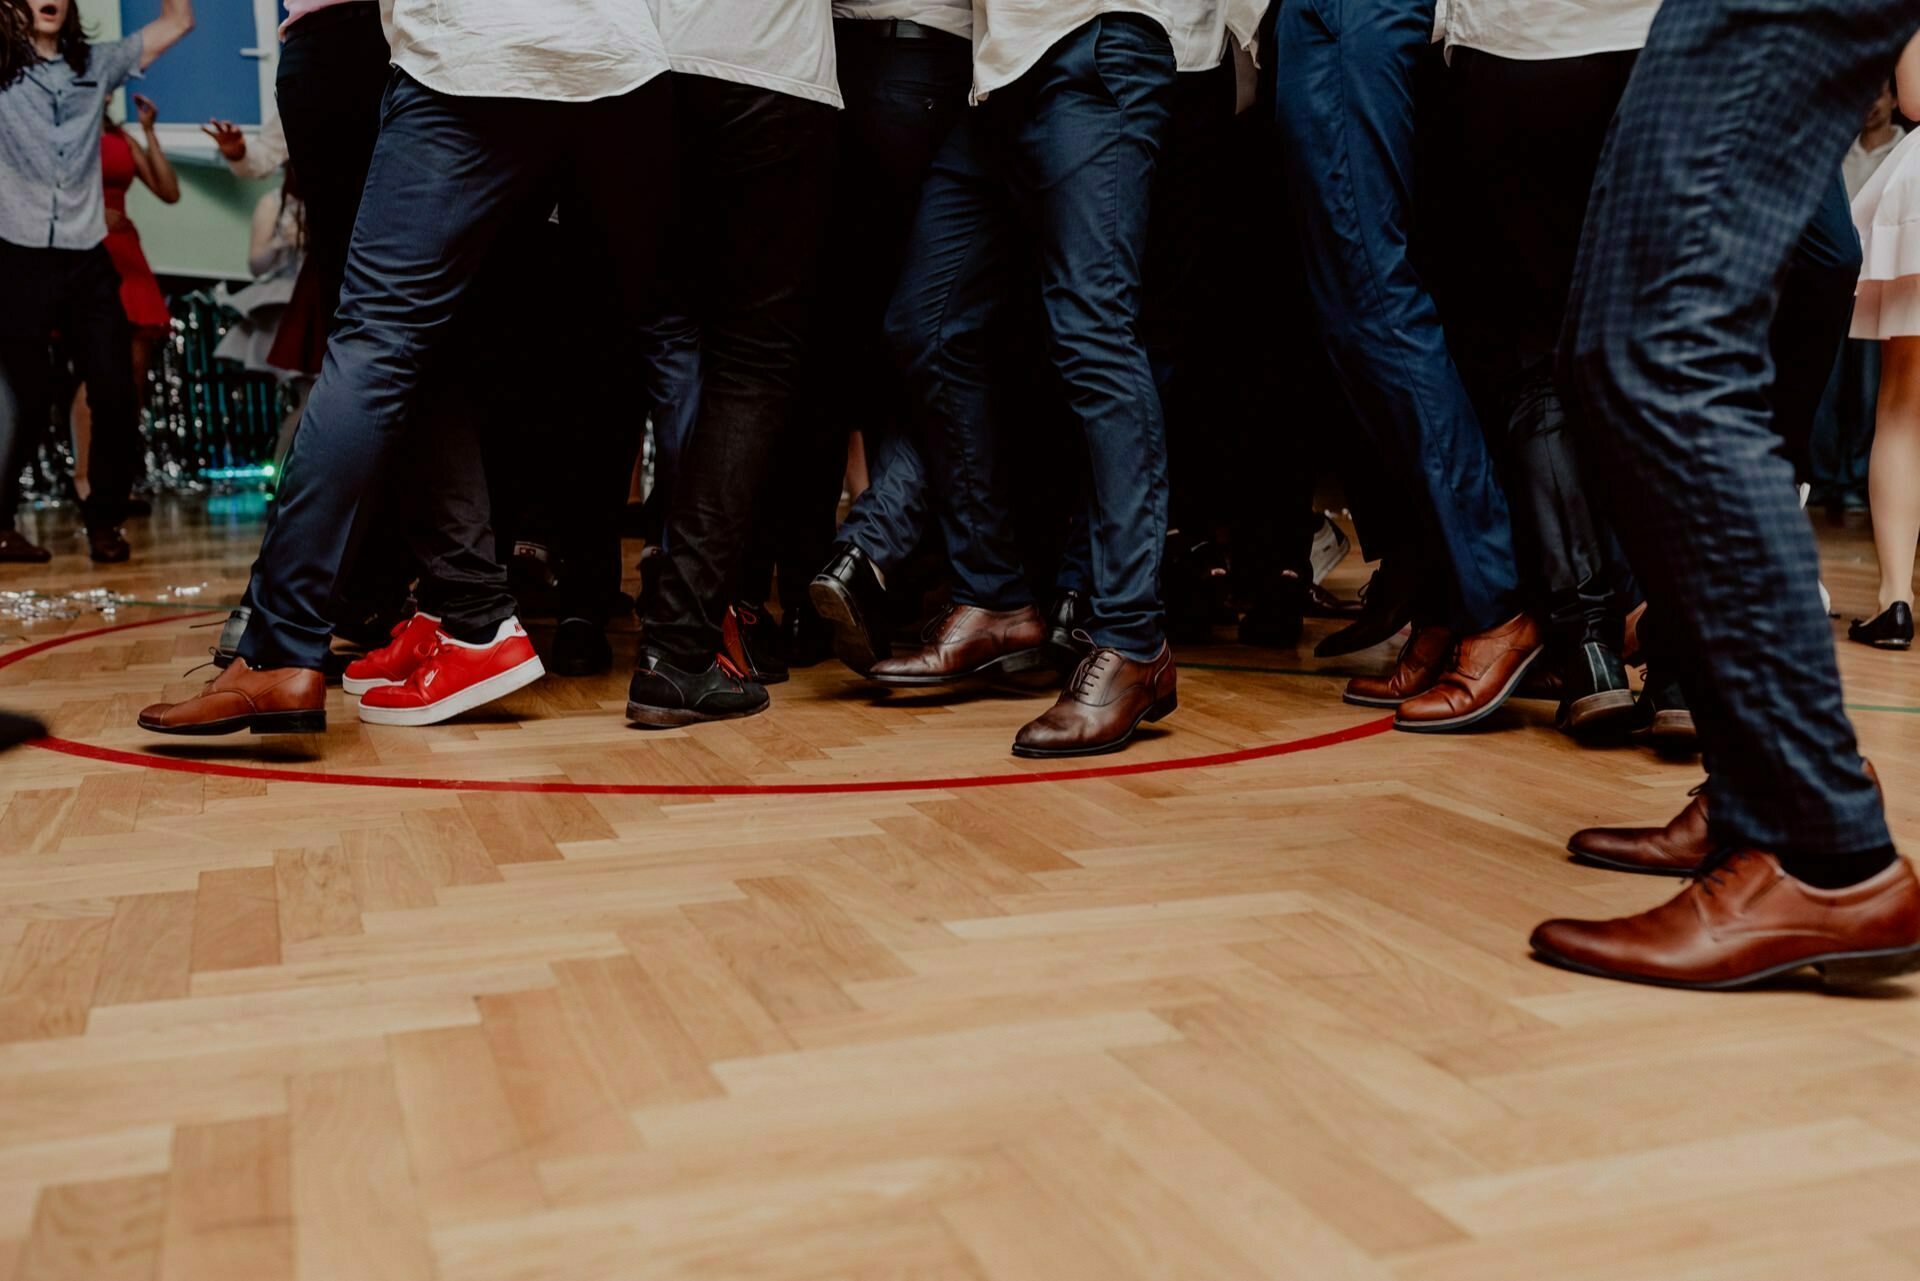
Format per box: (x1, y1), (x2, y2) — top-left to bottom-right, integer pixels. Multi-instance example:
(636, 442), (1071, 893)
(0, 499), (1916, 1280)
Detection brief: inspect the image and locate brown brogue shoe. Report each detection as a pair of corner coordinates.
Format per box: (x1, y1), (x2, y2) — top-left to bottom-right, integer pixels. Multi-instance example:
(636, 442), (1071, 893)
(138, 657), (327, 736)
(1012, 643), (1176, 759)
(868, 604), (1048, 687)
(1569, 761), (1882, 878)
(1530, 851), (1920, 990)
(1569, 788), (1713, 876)
(1394, 613), (1545, 733)
(1344, 624), (1453, 708)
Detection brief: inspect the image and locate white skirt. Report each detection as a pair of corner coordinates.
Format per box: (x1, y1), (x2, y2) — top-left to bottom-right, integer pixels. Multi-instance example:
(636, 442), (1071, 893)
(1852, 128), (1920, 339)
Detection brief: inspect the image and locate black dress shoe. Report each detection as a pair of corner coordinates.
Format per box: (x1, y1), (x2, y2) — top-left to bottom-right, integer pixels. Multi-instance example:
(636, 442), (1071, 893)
(1555, 640), (1636, 737)
(87, 526), (131, 564)
(1045, 588), (1094, 665)
(549, 617), (613, 677)
(627, 652), (770, 728)
(1632, 668), (1697, 754)
(0, 711), (46, 751)
(1239, 573), (1308, 649)
(0, 528), (51, 563)
(1315, 557), (1417, 657)
(781, 601), (834, 670)
(808, 543), (890, 676)
(1849, 602), (1914, 651)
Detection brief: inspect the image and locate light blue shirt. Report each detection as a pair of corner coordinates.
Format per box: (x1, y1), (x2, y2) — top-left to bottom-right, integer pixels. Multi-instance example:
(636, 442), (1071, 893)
(0, 34), (144, 251)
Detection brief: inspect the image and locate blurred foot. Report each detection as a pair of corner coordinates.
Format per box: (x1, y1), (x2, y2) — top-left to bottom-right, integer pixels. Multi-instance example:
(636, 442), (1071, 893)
(0, 529), (50, 563)
(87, 526), (131, 563)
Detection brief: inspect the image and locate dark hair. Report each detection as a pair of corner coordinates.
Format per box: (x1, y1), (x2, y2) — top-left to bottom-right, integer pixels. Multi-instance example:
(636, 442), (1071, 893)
(0, 0), (33, 89)
(55, 0), (88, 76)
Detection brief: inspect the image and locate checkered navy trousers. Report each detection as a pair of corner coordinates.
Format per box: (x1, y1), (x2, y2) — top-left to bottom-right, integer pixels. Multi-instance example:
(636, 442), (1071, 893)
(1563, 0), (1917, 860)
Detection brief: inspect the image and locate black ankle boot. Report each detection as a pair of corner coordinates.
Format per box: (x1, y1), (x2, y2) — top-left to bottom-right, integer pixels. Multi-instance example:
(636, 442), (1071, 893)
(1556, 640), (1636, 738)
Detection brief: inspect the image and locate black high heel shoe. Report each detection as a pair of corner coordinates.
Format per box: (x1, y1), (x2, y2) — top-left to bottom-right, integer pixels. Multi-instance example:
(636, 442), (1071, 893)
(1848, 602), (1914, 651)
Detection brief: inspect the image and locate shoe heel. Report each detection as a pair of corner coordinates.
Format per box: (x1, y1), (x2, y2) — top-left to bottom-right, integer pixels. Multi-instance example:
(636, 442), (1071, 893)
(1816, 945), (1920, 986)
(1145, 694), (1178, 723)
(251, 709), (326, 735)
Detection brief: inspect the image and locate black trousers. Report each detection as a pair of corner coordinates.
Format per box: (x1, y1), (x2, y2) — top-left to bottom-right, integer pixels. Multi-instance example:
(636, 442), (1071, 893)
(739, 20), (973, 612)
(0, 241), (138, 529)
(240, 72), (674, 669)
(640, 77), (835, 665)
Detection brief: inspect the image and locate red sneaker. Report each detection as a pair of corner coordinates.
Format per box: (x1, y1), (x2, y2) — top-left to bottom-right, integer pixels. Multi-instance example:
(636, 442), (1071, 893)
(342, 613), (441, 697)
(357, 619), (545, 726)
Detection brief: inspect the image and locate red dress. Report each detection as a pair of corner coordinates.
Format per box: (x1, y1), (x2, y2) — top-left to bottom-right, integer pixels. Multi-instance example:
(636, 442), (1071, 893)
(100, 129), (172, 340)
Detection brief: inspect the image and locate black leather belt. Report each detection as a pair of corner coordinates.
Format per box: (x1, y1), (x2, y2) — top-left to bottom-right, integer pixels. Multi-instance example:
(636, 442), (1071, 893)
(839, 18), (959, 41)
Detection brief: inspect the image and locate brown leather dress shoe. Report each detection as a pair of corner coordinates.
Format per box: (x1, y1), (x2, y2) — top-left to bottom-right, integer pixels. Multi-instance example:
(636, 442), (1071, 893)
(1394, 613), (1545, 733)
(1569, 762), (1879, 878)
(1568, 788), (1713, 876)
(869, 604), (1048, 687)
(1530, 851), (1920, 990)
(138, 657), (327, 735)
(1012, 643), (1176, 759)
(1343, 624), (1453, 708)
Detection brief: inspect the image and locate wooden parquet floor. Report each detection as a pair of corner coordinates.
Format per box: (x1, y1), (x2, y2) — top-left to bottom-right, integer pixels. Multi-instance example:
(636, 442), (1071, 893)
(1, 498), (1918, 1281)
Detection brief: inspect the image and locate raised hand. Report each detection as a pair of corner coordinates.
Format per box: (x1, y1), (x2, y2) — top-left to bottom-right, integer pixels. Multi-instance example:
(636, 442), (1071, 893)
(134, 92), (160, 130)
(201, 118), (246, 161)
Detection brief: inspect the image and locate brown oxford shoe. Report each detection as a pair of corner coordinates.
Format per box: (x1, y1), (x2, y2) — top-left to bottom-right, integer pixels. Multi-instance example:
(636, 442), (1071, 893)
(868, 604), (1048, 687)
(1569, 787), (1713, 876)
(1530, 850), (1920, 990)
(1343, 624), (1453, 708)
(1394, 612), (1545, 733)
(1012, 643), (1176, 759)
(1571, 761), (1881, 878)
(138, 657), (327, 736)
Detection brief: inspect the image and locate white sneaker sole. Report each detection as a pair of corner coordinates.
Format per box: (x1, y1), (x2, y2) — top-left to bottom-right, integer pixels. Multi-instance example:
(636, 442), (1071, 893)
(342, 674), (399, 697)
(356, 655), (546, 727)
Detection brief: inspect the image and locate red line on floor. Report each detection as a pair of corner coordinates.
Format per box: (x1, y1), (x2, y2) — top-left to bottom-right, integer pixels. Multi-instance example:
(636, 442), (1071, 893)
(7, 612), (1394, 796)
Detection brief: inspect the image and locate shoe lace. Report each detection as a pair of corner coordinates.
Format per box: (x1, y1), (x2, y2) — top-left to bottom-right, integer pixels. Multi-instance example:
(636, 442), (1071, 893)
(1069, 636), (1118, 698)
(715, 651), (749, 684)
(1690, 847), (1750, 897)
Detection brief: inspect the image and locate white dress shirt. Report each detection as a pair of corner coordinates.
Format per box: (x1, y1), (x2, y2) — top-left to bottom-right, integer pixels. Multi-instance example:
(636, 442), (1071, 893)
(388, 0), (671, 102)
(970, 1), (1177, 101)
(832, 0), (972, 41)
(1848, 126), (1908, 201)
(1438, 0), (1658, 61)
(651, 0), (842, 109)
(225, 111), (288, 180)
(1167, 0), (1269, 72)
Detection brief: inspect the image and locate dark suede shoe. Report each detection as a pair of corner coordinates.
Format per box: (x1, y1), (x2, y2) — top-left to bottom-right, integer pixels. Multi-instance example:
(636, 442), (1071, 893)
(1315, 557), (1417, 657)
(809, 543), (891, 676)
(1556, 640), (1636, 738)
(626, 652), (770, 728)
(549, 617), (613, 678)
